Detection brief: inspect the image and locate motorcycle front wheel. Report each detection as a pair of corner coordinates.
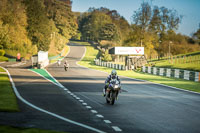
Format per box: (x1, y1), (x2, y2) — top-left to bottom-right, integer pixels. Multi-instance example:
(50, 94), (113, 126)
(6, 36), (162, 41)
(110, 91), (116, 105)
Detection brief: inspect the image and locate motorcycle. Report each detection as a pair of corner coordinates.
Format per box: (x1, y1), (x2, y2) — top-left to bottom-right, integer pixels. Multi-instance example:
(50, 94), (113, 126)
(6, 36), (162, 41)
(105, 78), (121, 105)
(57, 60), (61, 66)
(64, 63), (69, 71)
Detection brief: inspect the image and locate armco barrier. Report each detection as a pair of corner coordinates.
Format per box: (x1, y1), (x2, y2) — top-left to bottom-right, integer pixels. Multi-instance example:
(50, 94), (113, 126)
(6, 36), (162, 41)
(94, 60), (125, 70)
(142, 66), (200, 82)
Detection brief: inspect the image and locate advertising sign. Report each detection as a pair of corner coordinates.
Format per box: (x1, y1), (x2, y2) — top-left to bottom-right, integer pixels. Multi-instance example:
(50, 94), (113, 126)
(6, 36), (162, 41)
(113, 47), (144, 55)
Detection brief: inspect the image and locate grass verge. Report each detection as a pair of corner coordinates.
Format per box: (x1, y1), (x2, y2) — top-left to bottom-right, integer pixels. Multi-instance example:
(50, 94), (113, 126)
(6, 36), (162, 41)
(49, 45), (69, 64)
(0, 67), (6, 72)
(0, 56), (8, 61)
(0, 73), (19, 112)
(77, 42), (200, 93)
(0, 125), (67, 133)
(151, 59), (200, 71)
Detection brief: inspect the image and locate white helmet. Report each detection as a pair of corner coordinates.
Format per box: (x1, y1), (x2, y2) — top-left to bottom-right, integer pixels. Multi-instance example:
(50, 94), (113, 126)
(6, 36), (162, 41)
(111, 70), (117, 78)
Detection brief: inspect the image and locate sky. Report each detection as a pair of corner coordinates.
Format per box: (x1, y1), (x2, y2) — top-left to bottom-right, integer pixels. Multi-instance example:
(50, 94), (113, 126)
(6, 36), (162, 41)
(71, 0), (200, 36)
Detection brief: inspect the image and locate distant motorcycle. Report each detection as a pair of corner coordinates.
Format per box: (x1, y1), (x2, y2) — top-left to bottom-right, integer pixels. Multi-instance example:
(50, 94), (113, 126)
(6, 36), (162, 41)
(105, 78), (121, 105)
(64, 62), (69, 71)
(57, 59), (61, 66)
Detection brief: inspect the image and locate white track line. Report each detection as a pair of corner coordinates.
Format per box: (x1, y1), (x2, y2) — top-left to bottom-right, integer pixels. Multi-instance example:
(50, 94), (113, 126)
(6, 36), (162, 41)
(96, 114), (104, 118)
(104, 120), (111, 124)
(112, 126), (122, 132)
(86, 106), (92, 109)
(91, 110), (98, 114)
(0, 66), (106, 133)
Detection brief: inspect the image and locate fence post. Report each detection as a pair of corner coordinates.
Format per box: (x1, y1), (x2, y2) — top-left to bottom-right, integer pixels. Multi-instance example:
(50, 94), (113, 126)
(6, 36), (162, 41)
(174, 69), (180, 78)
(148, 66), (151, 74)
(184, 70), (190, 80)
(195, 72), (200, 82)
(116, 64), (118, 69)
(119, 65), (121, 70)
(142, 66), (146, 73)
(166, 69), (171, 77)
(159, 68), (164, 76)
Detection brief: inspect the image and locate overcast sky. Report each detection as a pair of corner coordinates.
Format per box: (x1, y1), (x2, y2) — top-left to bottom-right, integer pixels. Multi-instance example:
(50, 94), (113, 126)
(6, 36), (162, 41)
(71, 0), (200, 36)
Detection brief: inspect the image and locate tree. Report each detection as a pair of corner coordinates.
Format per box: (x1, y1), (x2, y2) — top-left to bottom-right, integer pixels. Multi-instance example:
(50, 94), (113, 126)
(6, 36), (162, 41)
(99, 23), (120, 42)
(132, 2), (152, 32)
(25, 0), (53, 51)
(45, 0), (77, 40)
(78, 7), (130, 44)
(0, 0), (35, 56)
(0, 21), (10, 49)
(79, 11), (112, 42)
(193, 28), (200, 44)
(129, 1), (182, 58)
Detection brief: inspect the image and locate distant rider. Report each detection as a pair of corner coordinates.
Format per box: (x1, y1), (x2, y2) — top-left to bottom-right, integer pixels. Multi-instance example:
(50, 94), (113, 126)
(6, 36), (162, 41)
(57, 59), (61, 66)
(64, 60), (69, 71)
(103, 69), (121, 97)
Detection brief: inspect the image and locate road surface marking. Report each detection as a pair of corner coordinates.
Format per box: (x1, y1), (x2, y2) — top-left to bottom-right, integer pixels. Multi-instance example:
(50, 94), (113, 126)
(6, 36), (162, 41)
(78, 93), (103, 107)
(76, 97), (80, 100)
(112, 126), (122, 132)
(91, 110), (98, 114)
(86, 106), (92, 109)
(64, 88), (67, 90)
(96, 114), (104, 118)
(104, 120), (111, 124)
(1, 66), (106, 133)
(82, 103), (87, 105)
(79, 100), (84, 102)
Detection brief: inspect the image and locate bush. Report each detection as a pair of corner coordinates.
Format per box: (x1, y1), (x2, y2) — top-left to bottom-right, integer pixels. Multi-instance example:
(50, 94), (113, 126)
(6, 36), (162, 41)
(102, 50), (112, 61)
(0, 50), (5, 56)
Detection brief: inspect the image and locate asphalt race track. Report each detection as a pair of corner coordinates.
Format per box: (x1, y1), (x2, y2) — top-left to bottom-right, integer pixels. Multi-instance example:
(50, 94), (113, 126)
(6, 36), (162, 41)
(1, 42), (200, 133)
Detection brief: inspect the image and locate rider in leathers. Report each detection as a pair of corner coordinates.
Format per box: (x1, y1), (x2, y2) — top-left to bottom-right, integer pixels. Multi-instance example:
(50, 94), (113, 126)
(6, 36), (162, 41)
(103, 70), (121, 98)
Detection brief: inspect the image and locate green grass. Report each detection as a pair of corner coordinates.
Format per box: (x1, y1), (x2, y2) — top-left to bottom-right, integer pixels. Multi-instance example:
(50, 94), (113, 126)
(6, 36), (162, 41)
(78, 42), (200, 93)
(0, 73), (19, 112)
(148, 52), (200, 71)
(0, 56), (8, 61)
(49, 45), (69, 63)
(154, 59), (200, 71)
(0, 67), (6, 72)
(0, 125), (67, 133)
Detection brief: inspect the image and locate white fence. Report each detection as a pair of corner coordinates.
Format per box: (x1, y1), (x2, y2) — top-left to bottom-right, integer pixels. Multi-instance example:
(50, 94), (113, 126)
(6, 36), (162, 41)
(142, 66), (200, 82)
(94, 59), (125, 70)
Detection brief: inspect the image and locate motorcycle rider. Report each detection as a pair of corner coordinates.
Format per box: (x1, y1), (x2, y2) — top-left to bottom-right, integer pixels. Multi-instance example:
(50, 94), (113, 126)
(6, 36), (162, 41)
(103, 69), (121, 98)
(57, 59), (61, 66)
(64, 60), (69, 71)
